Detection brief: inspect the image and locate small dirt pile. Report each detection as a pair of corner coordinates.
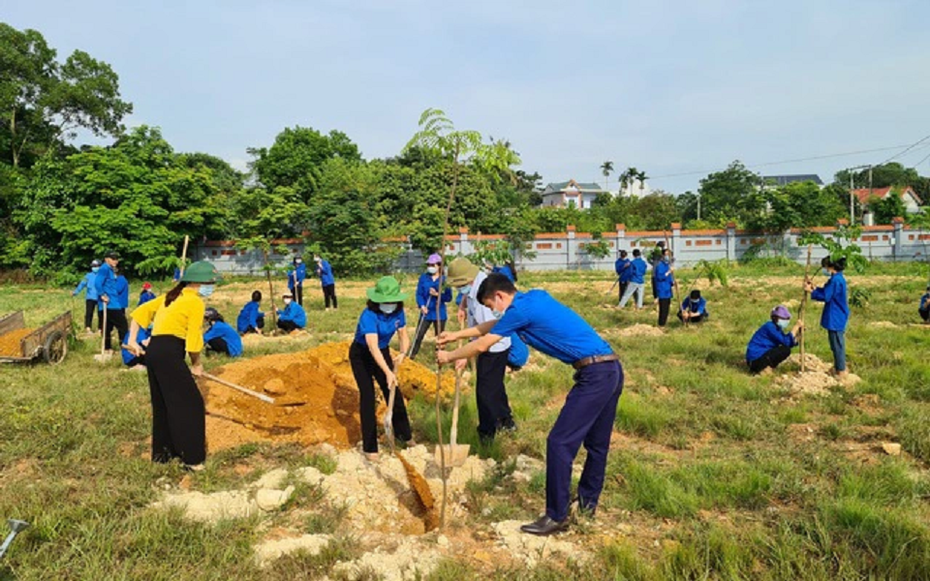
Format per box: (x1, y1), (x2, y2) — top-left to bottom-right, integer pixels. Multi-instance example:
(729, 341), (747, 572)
(868, 321), (899, 329)
(0, 328), (32, 357)
(203, 342), (456, 452)
(776, 353), (861, 396)
(616, 324), (664, 338)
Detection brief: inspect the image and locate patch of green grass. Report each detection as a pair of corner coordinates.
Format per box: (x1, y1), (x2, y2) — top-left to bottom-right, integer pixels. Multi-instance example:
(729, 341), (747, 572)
(615, 395), (675, 439)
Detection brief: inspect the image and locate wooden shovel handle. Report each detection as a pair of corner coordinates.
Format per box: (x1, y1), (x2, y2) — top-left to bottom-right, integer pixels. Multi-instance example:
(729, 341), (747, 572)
(201, 373), (275, 404)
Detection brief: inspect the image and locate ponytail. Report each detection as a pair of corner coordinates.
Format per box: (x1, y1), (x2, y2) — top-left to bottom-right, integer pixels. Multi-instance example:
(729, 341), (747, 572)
(165, 282), (188, 307)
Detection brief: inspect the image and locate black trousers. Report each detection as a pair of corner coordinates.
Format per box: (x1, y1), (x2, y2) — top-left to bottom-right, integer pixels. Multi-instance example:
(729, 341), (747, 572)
(323, 284), (337, 309)
(920, 307), (930, 322)
(125, 354), (146, 367)
(293, 284), (303, 307)
(748, 344), (792, 373)
(618, 282), (628, 304)
(677, 311), (707, 323)
(476, 349), (512, 439)
(277, 319), (300, 332)
(103, 308), (129, 351)
(84, 299), (100, 330)
(410, 316), (445, 359)
(657, 298), (671, 327)
(144, 336), (206, 465)
(349, 341), (412, 453)
(243, 316), (265, 334)
(206, 337), (229, 355)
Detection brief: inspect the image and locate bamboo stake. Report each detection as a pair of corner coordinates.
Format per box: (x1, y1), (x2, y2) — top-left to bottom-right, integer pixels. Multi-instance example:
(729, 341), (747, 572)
(264, 250), (278, 329)
(663, 231), (684, 325)
(799, 244), (813, 372)
(178, 235), (190, 278)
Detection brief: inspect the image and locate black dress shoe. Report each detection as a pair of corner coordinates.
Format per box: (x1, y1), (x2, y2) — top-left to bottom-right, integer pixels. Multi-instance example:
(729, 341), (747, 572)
(520, 515), (569, 536)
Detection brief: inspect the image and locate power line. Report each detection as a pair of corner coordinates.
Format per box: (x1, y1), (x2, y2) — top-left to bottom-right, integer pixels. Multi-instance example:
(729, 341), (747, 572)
(877, 134), (930, 165)
(914, 149), (930, 169)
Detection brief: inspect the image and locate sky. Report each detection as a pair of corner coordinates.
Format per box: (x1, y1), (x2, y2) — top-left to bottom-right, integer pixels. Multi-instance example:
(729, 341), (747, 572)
(6, 0), (930, 194)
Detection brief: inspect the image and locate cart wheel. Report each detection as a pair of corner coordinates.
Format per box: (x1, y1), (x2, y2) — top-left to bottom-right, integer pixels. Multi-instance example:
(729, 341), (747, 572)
(43, 330), (67, 364)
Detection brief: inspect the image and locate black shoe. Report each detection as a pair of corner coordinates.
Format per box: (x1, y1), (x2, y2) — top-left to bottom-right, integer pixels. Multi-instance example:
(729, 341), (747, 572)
(520, 515), (569, 536)
(497, 417), (517, 432)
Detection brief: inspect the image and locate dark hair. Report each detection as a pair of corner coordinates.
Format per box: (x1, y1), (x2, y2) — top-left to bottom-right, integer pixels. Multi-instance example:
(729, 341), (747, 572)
(690, 289), (701, 300)
(367, 300), (405, 312)
(619, 250), (628, 257)
(252, 290), (262, 302)
(633, 249), (641, 257)
(507, 260), (518, 283)
(165, 282), (188, 307)
(477, 273), (517, 304)
(821, 256), (847, 272)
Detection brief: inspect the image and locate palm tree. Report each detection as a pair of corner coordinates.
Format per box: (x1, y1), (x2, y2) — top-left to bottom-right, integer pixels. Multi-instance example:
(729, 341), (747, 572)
(637, 170), (648, 195)
(619, 166), (639, 196)
(600, 160), (614, 191)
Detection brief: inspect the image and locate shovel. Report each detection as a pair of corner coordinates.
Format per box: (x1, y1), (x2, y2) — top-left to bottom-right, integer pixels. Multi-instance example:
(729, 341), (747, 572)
(434, 366), (470, 467)
(200, 373), (306, 406)
(0, 519), (29, 560)
(93, 308), (112, 363)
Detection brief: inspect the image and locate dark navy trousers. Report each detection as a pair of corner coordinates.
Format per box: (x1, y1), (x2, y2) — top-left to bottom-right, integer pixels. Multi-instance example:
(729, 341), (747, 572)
(546, 360), (623, 522)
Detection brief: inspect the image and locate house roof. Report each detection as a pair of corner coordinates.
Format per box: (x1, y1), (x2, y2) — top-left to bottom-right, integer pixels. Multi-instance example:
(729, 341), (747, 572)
(542, 179), (606, 195)
(852, 186), (922, 205)
(762, 174), (824, 186)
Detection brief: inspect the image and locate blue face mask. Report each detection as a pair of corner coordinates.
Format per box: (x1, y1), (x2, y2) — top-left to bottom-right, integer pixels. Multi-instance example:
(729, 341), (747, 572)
(459, 284), (472, 296)
(379, 303), (397, 314)
(198, 285), (215, 298)
(491, 309), (503, 319)
(776, 319), (790, 331)
(91, 267), (99, 273)
(821, 268), (830, 276)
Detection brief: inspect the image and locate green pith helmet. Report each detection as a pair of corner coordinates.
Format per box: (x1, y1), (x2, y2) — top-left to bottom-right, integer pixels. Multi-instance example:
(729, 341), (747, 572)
(446, 257), (479, 287)
(366, 276), (408, 303)
(181, 261), (221, 284)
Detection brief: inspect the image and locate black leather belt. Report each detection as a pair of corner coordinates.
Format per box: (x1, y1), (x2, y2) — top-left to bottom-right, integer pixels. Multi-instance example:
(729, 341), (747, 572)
(572, 353), (619, 370)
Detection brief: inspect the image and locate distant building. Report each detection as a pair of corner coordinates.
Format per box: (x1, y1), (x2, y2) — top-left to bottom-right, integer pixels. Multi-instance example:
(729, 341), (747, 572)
(539, 179), (606, 209)
(762, 174), (824, 188)
(618, 178), (651, 198)
(852, 186), (922, 214)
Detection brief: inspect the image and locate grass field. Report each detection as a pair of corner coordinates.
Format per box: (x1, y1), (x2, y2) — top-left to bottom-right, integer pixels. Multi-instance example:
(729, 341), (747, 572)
(1, 261), (930, 580)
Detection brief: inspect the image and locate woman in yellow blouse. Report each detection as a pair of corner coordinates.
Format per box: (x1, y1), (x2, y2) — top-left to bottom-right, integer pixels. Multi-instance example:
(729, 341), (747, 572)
(126, 261), (219, 469)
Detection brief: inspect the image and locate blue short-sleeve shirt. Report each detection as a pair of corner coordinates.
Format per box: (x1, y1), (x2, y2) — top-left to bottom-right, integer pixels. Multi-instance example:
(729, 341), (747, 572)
(490, 290), (613, 364)
(354, 308), (407, 349)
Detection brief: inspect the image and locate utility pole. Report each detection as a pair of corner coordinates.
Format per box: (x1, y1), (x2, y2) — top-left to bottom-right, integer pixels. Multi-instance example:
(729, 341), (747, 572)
(847, 164), (871, 225)
(697, 194), (702, 221)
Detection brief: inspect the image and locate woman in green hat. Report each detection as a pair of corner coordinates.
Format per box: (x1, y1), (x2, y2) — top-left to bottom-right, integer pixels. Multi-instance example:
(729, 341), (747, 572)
(126, 260), (221, 470)
(349, 276), (413, 460)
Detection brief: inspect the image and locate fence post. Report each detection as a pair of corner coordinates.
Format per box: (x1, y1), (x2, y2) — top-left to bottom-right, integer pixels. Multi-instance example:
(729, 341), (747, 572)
(892, 217), (904, 261)
(458, 227), (470, 256)
(567, 225), (576, 269)
(726, 222), (737, 261)
(671, 222), (682, 264)
(615, 224), (626, 256)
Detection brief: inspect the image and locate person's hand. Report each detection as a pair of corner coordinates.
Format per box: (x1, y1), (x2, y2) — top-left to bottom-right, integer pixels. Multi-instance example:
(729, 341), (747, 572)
(420, 306), (429, 315)
(436, 350), (452, 365)
(456, 308), (466, 326)
(141, 338), (151, 347)
(429, 288), (439, 297)
(436, 331), (456, 347)
(384, 369), (397, 390)
(393, 353), (405, 369)
(455, 358), (467, 372)
(190, 364), (204, 377)
(101, 294), (110, 304)
(803, 280), (813, 292)
(126, 342), (144, 356)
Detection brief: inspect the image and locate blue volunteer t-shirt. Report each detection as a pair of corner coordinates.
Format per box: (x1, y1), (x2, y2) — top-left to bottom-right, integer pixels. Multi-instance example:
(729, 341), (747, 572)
(237, 301), (265, 333)
(630, 258), (647, 284)
(745, 321), (797, 363)
(121, 327), (149, 366)
(490, 290), (613, 364)
(654, 261), (674, 299)
(354, 308), (406, 349)
(682, 297), (707, 315)
(811, 272), (849, 332)
(204, 321), (243, 357)
(615, 258), (632, 282)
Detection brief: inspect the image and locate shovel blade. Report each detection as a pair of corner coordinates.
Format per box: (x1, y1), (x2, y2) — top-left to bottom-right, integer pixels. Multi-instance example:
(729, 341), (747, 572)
(434, 444), (471, 467)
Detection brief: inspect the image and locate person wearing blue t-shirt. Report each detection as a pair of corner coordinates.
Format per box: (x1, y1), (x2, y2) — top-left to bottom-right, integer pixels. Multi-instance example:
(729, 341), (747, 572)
(138, 282), (157, 306)
(203, 308), (243, 357)
(745, 305), (803, 373)
(72, 259), (102, 333)
(678, 290), (709, 323)
(349, 276), (412, 460)
(95, 251), (129, 351)
(491, 262), (518, 283)
(286, 256), (308, 307)
(654, 248), (675, 326)
(315, 254), (338, 310)
(276, 293), (307, 333)
(122, 326), (151, 369)
(437, 273), (623, 536)
(614, 250), (632, 304)
(805, 256), (850, 377)
(918, 286), (930, 323)
(618, 249), (648, 309)
(237, 290), (266, 334)
(410, 254), (453, 359)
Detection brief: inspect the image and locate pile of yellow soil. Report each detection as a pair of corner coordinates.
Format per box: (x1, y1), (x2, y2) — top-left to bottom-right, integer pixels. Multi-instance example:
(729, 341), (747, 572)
(0, 328), (32, 357)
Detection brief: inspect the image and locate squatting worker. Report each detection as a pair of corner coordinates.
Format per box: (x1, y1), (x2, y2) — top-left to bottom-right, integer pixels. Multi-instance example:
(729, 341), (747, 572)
(745, 305), (803, 374)
(126, 261), (220, 470)
(437, 273), (623, 536)
(95, 251), (129, 351)
(72, 259), (101, 333)
(350, 276), (413, 461)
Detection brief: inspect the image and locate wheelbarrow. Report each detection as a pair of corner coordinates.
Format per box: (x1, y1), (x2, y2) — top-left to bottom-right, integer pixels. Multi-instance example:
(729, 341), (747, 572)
(0, 310), (71, 365)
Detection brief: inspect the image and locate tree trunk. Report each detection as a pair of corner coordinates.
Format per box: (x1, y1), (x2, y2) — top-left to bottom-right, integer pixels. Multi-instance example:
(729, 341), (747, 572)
(10, 109), (18, 168)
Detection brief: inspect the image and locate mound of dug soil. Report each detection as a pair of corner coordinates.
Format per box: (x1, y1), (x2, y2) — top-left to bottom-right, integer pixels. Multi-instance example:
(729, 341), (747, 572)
(617, 324), (664, 338)
(203, 342), (456, 452)
(776, 353), (862, 396)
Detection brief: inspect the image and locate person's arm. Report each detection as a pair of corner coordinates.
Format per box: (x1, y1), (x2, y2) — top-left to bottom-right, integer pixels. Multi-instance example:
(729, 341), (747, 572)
(437, 333), (503, 364)
(126, 319), (143, 356)
(394, 326), (410, 368)
(185, 301), (206, 366)
(440, 285), (452, 304)
(437, 320), (497, 345)
(416, 277), (428, 312)
(73, 277), (87, 296)
(94, 268), (109, 303)
(365, 333), (396, 387)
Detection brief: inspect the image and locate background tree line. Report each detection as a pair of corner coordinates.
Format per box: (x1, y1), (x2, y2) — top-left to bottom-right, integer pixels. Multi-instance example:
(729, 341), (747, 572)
(2, 22), (928, 282)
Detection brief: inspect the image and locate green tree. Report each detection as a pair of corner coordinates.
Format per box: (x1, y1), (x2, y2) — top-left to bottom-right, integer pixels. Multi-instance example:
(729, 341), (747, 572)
(698, 161), (764, 226)
(0, 23), (132, 168)
(600, 160), (613, 190)
(248, 126), (361, 203)
(630, 191), (681, 231)
(870, 190), (908, 225)
(835, 162), (920, 190)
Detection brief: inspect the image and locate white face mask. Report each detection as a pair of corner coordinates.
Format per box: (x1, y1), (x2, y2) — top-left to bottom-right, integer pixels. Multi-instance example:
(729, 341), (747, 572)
(198, 285), (215, 298)
(458, 284), (472, 296)
(283, 298), (292, 305)
(427, 266), (438, 274)
(776, 319), (790, 331)
(379, 303), (398, 314)
(296, 259), (302, 264)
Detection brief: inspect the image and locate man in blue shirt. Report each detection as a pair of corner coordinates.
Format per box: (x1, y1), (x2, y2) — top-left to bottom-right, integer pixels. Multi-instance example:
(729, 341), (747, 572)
(315, 254), (338, 310)
(95, 251), (129, 351)
(203, 308), (243, 357)
(746, 305), (803, 373)
(287, 256), (308, 307)
(654, 248), (675, 326)
(805, 256), (850, 377)
(237, 290), (266, 334)
(72, 259), (101, 333)
(678, 290), (709, 323)
(618, 248), (648, 309)
(276, 292), (307, 333)
(437, 274), (623, 536)
(614, 250), (632, 305)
